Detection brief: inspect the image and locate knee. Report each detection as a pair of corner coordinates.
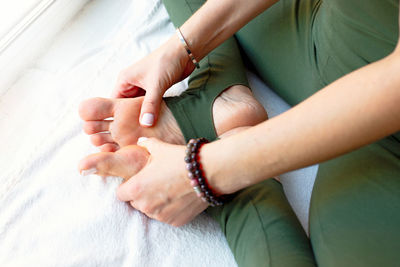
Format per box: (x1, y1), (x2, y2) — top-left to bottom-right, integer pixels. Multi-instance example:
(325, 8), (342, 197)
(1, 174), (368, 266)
(209, 180), (315, 267)
(309, 146), (400, 266)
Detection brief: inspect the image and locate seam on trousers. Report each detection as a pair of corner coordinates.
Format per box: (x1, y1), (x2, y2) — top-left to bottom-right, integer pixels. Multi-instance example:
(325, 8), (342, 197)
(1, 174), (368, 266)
(184, 0), (195, 14)
(309, 175), (331, 266)
(185, 47), (213, 138)
(247, 195), (272, 267)
(176, 100), (197, 140)
(309, 0), (326, 88)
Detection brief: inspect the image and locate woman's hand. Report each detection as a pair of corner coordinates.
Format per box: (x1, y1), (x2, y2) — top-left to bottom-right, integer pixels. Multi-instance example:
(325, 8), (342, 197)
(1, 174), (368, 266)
(117, 137), (209, 226)
(113, 35), (195, 127)
(112, 0), (280, 128)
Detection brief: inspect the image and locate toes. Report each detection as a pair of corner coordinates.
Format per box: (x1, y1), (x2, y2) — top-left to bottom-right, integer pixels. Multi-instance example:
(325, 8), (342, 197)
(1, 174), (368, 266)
(83, 120), (112, 134)
(79, 145), (149, 179)
(79, 97), (115, 121)
(79, 152), (115, 177)
(90, 133), (114, 146)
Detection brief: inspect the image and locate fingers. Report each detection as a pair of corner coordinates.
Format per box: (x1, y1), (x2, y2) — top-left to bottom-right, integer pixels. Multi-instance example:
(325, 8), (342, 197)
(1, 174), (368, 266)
(152, 195), (207, 227)
(139, 89), (163, 127)
(121, 182), (207, 227)
(169, 200), (208, 227)
(112, 80), (162, 128)
(112, 73), (135, 98)
(112, 68), (146, 98)
(79, 97), (115, 121)
(116, 175), (140, 202)
(112, 85), (146, 98)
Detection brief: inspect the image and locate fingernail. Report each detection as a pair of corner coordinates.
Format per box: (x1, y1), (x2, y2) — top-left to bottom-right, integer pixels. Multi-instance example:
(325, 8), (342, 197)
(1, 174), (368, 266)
(137, 137), (148, 144)
(140, 113), (154, 126)
(81, 167), (97, 176)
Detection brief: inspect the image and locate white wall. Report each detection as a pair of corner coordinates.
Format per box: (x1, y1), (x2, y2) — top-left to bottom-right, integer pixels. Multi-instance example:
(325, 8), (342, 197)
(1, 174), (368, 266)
(0, 0), (89, 96)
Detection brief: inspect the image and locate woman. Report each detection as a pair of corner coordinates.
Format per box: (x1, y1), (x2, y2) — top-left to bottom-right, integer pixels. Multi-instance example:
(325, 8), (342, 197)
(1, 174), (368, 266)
(79, 0), (400, 266)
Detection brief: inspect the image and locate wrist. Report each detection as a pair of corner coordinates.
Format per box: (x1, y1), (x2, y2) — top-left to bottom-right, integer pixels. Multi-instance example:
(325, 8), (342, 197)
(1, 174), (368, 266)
(168, 33), (191, 65)
(166, 32), (196, 78)
(200, 140), (239, 195)
(176, 28), (200, 69)
(184, 138), (225, 206)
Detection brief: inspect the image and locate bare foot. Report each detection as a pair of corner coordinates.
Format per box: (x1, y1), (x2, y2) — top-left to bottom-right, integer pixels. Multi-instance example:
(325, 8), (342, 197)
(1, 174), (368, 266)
(79, 97), (183, 151)
(79, 85), (267, 148)
(78, 85), (267, 178)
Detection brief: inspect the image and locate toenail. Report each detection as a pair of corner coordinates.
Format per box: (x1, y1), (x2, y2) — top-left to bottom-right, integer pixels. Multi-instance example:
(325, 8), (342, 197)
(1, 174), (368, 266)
(81, 168), (98, 176)
(140, 113), (154, 126)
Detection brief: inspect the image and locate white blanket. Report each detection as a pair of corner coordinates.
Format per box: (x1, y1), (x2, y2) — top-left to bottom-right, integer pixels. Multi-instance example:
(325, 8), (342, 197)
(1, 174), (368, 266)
(0, 0), (317, 266)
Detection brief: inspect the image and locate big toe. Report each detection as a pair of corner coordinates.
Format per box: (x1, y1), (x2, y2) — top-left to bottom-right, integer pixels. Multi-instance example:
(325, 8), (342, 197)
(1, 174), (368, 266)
(79, 145), (149, 180)
(79, 97), (115, 121)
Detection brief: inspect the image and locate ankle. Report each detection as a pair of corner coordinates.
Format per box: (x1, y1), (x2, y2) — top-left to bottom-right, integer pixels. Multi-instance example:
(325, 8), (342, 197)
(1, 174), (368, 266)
(213, 85), (268, 137)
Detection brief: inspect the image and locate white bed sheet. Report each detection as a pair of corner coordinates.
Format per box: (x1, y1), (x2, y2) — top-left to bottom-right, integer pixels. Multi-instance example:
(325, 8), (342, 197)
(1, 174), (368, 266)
(0, 0), (317, 266)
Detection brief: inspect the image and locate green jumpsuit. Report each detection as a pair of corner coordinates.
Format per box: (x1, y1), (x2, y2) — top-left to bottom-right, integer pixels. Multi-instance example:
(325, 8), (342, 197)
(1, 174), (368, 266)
(163, 0), (400, 266)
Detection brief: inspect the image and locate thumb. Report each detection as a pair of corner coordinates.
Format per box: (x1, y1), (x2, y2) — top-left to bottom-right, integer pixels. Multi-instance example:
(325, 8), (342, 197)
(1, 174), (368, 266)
(139, 88), (163, 127)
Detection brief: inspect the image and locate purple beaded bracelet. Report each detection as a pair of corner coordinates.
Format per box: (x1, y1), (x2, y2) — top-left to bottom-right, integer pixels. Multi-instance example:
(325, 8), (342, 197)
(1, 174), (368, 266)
(185, 138), (224, 207)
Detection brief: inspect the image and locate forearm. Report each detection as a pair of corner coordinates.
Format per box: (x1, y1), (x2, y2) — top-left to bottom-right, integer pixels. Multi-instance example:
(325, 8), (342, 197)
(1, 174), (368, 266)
(179, 0), (279, 60)
(204, 52), (400, 194)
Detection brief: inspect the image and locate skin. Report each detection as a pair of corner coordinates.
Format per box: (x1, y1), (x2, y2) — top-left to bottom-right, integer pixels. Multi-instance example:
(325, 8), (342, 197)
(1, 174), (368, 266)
(79, 85), (267, 226)
(79, 0), (400, 226)
(80, 85), (267, 152)
(113, 0), (279, 127)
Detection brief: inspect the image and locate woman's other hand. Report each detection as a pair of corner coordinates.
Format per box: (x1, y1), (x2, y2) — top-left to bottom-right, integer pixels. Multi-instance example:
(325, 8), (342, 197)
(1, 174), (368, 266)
(116, 137), (208, 226)
(113, 35), (195, 128)
(79, 137), (208, 226)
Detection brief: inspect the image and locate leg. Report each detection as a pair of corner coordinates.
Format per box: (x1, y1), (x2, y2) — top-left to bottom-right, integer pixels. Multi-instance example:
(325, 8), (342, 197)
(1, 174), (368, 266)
(208, 179), (316, 267)
(309, 137), (400, 266)
(312, 0), (399, 86)
(235, 0), (322, 105)
(235, 2), (400, 264)
(234, 0), (398, 105)
(164, 1), (316, 266)
(79, 86), (267, 150)
(163, 0), (253, 142)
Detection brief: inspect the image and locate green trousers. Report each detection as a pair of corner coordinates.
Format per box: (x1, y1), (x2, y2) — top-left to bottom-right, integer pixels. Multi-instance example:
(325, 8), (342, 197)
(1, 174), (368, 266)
(163, 0), (400, 266)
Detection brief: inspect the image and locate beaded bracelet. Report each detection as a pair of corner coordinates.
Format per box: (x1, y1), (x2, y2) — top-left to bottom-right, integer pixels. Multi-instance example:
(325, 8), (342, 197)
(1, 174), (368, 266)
(176, 28), (200, 69)
(185, 138), (224, 206)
